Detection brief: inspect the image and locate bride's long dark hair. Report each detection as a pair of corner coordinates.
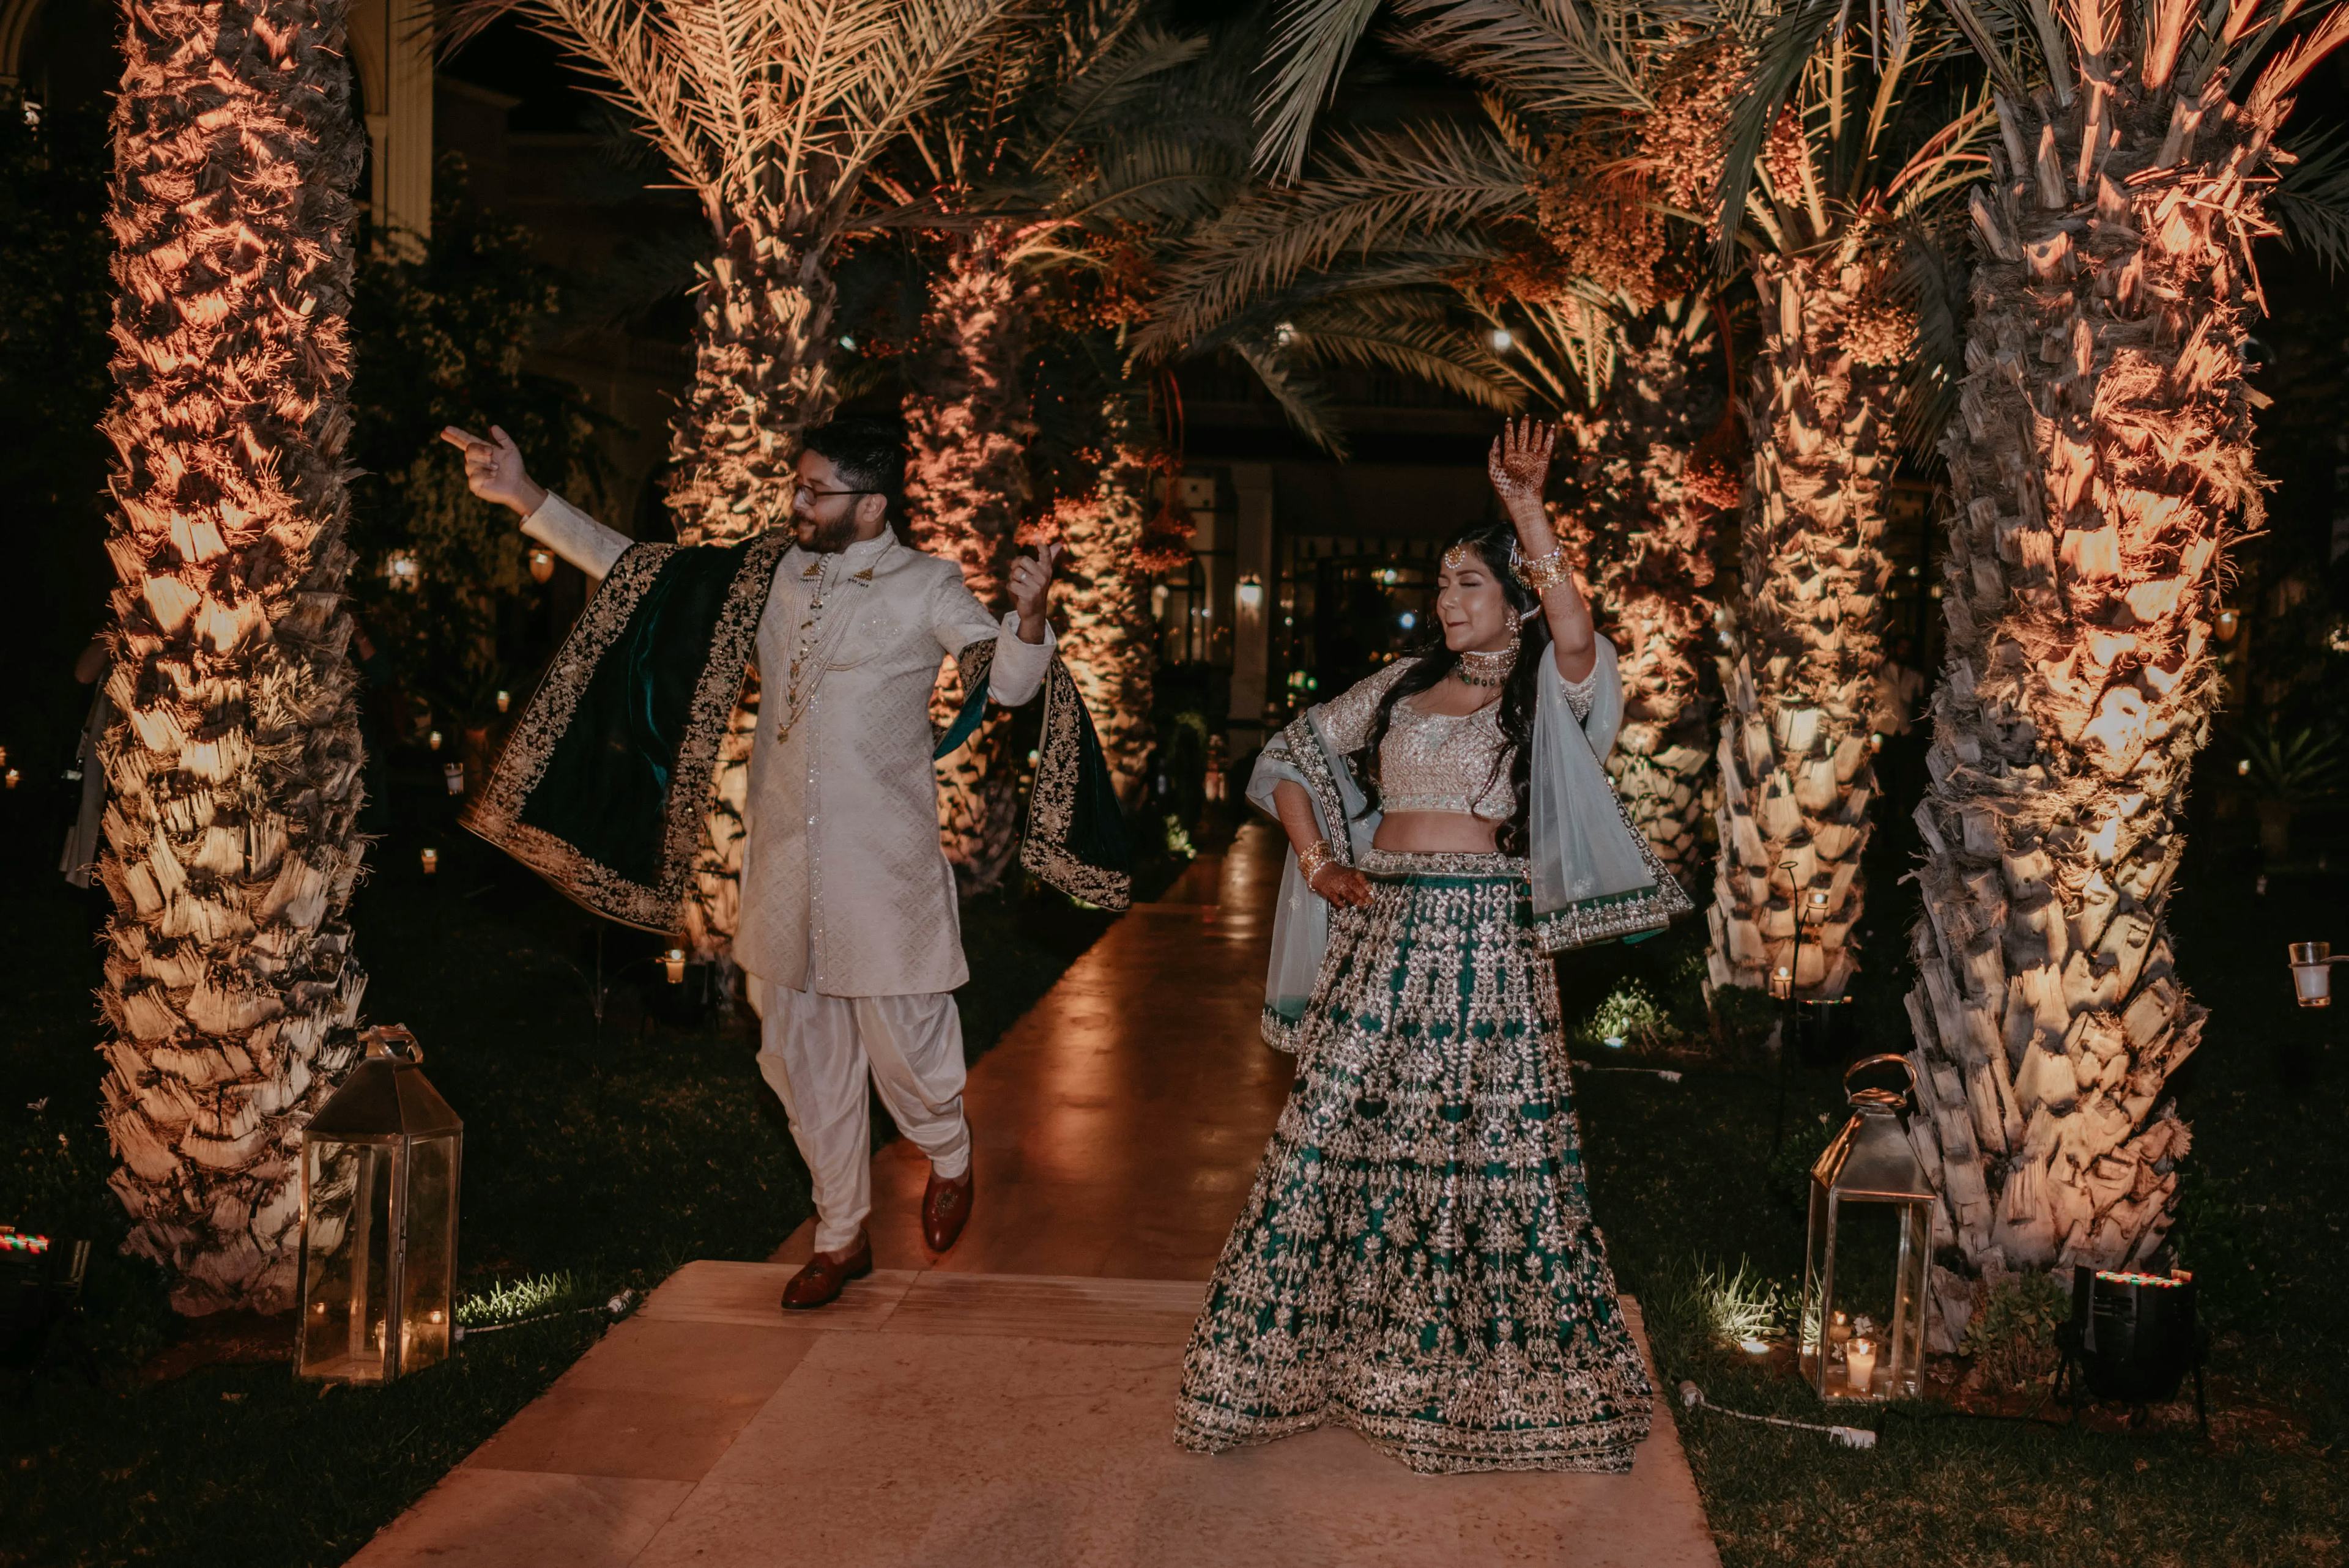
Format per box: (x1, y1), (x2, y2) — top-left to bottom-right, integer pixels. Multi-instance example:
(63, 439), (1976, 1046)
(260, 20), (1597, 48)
(1351, 519), (1548, 857)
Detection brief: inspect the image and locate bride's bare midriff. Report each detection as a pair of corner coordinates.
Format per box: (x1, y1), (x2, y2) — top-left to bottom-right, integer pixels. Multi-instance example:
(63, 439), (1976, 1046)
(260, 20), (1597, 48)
(1372, 810), (1502, 853)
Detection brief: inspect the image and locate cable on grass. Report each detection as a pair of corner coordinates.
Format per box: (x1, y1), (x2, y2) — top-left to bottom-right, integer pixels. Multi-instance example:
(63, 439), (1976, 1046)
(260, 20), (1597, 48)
(1678, 1381), (1878, 1449)
(454, 1289), (638, 1343)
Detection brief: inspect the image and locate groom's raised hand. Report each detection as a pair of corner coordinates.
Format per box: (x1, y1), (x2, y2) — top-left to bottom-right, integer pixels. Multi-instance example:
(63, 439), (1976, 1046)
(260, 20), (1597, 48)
(1008, 542), (1060, 644)
(440, 424), (547, 519)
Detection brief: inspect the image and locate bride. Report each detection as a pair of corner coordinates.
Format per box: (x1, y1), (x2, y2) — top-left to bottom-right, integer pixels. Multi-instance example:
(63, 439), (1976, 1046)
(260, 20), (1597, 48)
(1174, 418), (1690, 1474)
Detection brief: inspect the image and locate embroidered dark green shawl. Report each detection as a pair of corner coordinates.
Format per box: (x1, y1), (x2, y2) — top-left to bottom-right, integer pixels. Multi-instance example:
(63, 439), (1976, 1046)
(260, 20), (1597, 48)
(464, 534), (1131, 932)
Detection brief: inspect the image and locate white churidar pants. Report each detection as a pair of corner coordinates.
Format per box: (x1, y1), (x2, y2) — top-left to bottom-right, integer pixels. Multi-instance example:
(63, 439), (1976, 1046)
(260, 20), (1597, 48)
(754, 979), (971, 1254)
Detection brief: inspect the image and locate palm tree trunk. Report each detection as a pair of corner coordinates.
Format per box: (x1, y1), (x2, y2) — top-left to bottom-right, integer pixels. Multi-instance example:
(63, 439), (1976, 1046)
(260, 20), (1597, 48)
(905, 224), (1033, 893)
(669, 213), (840, 967)
(667, 214), (840, 547)
(1708, 252), (1896, 1000)
(96, 0), (369, 1313)
(1554, 305), (1729, 880)
(1903, 68), (2285, 1334)
(1048, 431), (1157, 808)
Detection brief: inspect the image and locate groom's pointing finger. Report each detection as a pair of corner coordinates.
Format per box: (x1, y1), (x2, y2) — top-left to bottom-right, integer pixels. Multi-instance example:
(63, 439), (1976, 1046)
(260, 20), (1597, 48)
(440, 426), (485, 451)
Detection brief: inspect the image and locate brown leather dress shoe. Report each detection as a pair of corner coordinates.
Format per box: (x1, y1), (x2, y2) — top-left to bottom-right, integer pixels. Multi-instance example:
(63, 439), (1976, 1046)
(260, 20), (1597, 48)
(921, 1167), (974, 1254)
(781, 1235), (872, 1311)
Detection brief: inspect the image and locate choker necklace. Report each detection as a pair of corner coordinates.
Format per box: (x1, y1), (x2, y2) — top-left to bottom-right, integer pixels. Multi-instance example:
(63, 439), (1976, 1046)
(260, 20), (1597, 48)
(1457, 632), (1518, 688)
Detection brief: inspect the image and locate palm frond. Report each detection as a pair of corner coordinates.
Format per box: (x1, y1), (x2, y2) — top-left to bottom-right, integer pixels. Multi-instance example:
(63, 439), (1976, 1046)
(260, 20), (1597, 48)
(1252, 0), (1389, 181)
(1286, 293), (1526, 408)
(1891, 215), (1969, 456)
(1382, 0), (1664, 114)
(1710, 0), (1841, 270)
(2276, 127), (2349, 276)
(1229, 336), (1353, 455)
(1146, 119), (1532, 347)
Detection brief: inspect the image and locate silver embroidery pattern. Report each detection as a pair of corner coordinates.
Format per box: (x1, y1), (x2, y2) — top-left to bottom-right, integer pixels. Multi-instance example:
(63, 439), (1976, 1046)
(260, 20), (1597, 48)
(1179, 848), (1654, 1474)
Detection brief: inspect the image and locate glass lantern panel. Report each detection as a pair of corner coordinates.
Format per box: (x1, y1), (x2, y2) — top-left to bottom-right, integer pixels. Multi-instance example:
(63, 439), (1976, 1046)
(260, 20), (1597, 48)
(1808, 1194), (1931, 1401)
(297, 1139), (396, 1383)
(396, 1134), (461, 1375)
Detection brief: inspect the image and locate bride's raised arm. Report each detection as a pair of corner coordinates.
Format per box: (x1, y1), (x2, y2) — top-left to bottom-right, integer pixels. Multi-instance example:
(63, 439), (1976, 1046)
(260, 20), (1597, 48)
(1485, 417), (1597, 684)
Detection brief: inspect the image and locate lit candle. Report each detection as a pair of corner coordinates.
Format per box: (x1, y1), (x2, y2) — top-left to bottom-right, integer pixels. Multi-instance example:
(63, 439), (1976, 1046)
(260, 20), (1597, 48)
(420, 848), (439, 875)
(664, 947), (686, 985)
(1844, 1337), (1877, 1395)
(2, 767), (17, 790)
(495, 689), (511, 714)
(1768, 965), (1793, 1000)
(1868, 732), (1884, 753)
(1828, 1311), (1852, 1347)
(443, 763), (465, 796)
(428, 729), (443, 752)
(529, 547), (555, 585)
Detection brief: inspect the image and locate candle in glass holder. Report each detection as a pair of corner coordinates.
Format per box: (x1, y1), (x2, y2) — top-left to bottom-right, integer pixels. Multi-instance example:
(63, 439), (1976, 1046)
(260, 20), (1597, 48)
(1768, 965), (1793, 1000)
(443, 763), (465, 796)
(1828, 1311), (1852, 1353)
(664, 947), (686, 985)
(428, 729), (443, 752)
(420, 848), (439, 875)
(2, 767), (17, 790)
(1843, 1337), (1877, 1395)
(529, 547), (555, 585)
(495, 689), (511, 714)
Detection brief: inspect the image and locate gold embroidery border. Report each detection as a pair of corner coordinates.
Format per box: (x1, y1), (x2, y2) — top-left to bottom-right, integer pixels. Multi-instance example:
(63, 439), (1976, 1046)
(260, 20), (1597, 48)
(462, 533), (790, 933)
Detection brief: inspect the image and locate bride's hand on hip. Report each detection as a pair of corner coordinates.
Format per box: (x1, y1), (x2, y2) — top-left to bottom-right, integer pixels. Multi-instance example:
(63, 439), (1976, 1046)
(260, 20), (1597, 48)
(1310, 865), (1374, 908)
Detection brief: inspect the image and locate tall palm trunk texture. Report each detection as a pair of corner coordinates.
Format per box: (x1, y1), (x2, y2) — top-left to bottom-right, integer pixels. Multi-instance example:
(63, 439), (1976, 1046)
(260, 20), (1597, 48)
(1554, 307), (1729, 879)
(1708, 252), (1899, 1001)
(96, 0), (369, 1312)
(1903, 2), (2349, 1336)
(906, 224), (1034, 892)
(670, 215), (841, 969)
(1045, 433), (1157, 808)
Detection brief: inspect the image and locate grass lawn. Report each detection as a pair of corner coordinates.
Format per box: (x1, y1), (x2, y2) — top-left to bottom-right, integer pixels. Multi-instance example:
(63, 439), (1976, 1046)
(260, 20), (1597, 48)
(0, 761), (1152, 1568)
(1562, 741), (2349, 1568)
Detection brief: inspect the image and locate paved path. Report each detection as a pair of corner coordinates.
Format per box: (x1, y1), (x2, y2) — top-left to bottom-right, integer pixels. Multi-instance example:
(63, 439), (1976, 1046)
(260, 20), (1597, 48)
(350, 824), (1721, 1568)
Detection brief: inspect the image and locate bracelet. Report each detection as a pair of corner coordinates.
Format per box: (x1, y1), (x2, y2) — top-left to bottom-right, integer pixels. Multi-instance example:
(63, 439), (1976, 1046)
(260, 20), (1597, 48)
(1296, 839), (1337, 887)
(1515, 546), (1573, 595)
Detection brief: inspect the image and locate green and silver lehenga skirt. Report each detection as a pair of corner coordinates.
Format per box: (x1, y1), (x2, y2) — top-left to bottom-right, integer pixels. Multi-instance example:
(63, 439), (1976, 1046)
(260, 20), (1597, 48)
(1174, 848), (1654, 1474)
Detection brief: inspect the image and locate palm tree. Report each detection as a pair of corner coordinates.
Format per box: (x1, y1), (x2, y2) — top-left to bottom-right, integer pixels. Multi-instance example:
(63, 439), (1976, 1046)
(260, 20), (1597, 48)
(97, 0), (369, 1312)
(1551, 303), (1737, 879)
(883, 2), (1237, 887)
(450, 0), (1020, 952)
(1694, 13), (1990, 1001)
(1902, 0), (2349, 1327)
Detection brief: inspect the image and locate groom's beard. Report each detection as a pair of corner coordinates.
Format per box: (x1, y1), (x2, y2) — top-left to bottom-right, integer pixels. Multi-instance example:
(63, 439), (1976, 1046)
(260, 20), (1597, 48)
(796, 512), (861, 553)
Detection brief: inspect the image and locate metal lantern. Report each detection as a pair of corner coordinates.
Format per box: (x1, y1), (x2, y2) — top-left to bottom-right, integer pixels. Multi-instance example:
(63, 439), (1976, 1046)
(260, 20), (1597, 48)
(1800, 1054), (1934, 1403)
(296, 1026), (462, 1383)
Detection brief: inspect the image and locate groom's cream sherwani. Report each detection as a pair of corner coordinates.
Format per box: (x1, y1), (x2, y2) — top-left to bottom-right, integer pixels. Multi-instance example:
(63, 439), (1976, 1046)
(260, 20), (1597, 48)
(521, 492), (1052, 1249)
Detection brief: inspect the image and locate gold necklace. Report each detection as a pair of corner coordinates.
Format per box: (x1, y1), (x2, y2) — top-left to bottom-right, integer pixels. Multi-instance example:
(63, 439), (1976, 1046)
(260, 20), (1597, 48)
(1456, 627), (1519, 687)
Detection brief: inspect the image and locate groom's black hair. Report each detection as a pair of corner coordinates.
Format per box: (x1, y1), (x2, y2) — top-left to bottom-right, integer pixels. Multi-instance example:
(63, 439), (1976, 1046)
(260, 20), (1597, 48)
(801, 418), (910, 539)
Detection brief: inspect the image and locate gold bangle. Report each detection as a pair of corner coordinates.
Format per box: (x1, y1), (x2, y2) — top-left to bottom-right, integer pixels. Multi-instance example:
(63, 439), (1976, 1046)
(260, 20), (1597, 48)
(1296, 839), (1337, 887)
(1515, 547), (1573, 595)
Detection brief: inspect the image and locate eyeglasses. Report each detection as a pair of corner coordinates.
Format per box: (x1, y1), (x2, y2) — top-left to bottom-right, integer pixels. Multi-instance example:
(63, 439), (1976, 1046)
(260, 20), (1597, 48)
(793, 483), (880, 502)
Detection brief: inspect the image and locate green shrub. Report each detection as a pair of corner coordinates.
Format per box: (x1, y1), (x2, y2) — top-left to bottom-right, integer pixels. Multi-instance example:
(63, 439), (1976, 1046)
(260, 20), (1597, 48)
(1960, 1268), (2069, 1392)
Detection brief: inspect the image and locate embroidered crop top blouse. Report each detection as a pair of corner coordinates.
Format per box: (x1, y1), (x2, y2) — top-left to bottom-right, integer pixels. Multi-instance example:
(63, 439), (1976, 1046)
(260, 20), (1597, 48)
(1315, 654), (1604, 821)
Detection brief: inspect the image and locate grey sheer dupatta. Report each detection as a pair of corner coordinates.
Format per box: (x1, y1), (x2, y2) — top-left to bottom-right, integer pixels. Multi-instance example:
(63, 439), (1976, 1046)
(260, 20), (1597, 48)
(1244, 637), (1690, 1051)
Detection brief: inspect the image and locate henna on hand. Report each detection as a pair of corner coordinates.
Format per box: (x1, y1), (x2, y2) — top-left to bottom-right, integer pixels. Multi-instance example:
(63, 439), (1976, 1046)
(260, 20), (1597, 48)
(1486, 416), (1559, 511)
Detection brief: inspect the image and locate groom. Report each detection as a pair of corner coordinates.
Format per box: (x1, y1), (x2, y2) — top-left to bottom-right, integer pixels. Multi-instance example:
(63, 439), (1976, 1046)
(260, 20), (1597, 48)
(445, 419), (1080, 1309)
